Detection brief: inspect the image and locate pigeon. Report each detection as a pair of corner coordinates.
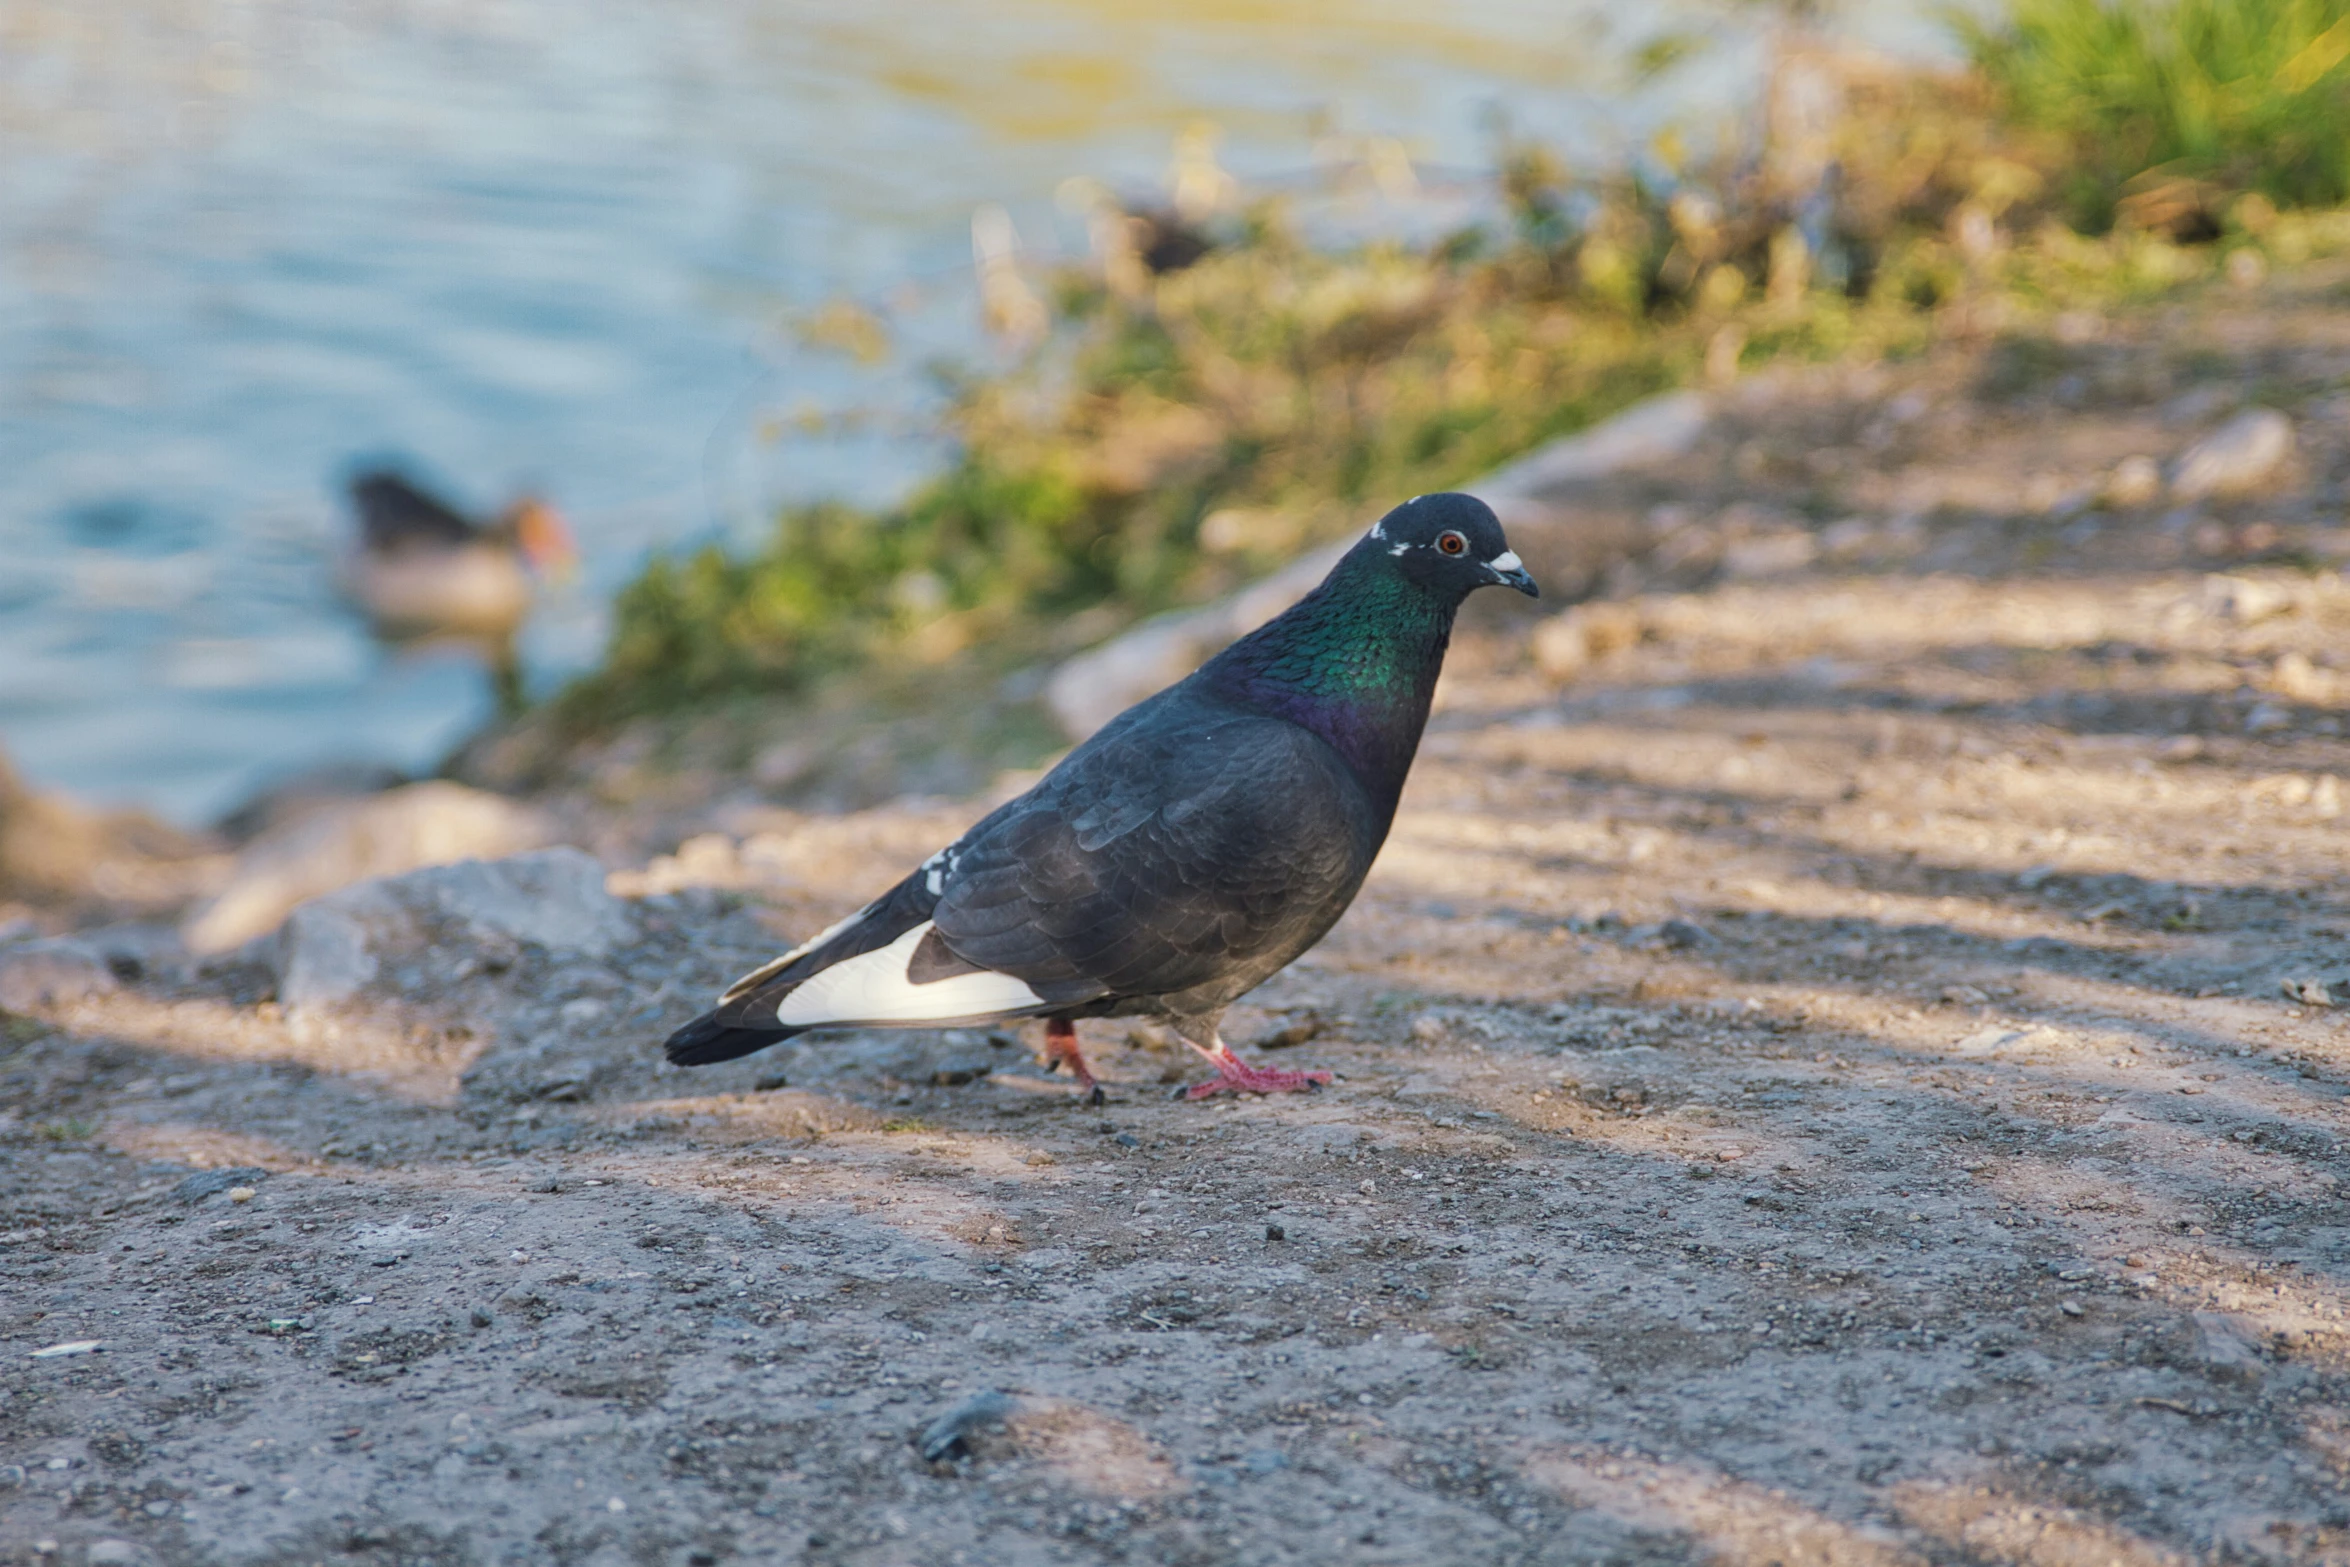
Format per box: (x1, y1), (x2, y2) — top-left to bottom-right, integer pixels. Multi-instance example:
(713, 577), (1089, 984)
(662, 492), (1537, 1100)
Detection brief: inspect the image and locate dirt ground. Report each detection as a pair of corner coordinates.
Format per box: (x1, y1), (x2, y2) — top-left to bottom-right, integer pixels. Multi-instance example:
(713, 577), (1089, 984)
(10, 267), (2350, 1566)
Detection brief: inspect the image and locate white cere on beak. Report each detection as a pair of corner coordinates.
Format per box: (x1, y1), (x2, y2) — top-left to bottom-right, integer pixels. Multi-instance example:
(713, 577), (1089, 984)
(1488, 549), (1523, 572)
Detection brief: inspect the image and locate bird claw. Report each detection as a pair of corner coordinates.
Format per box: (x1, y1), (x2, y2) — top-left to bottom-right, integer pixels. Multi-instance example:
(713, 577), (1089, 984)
(1183, 1059), (1334, 1099)
(1041, 1019), (1104, 1104)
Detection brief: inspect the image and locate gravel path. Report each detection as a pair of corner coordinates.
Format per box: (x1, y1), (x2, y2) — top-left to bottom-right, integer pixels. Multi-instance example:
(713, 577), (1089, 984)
(7, 271), (2350, 1566)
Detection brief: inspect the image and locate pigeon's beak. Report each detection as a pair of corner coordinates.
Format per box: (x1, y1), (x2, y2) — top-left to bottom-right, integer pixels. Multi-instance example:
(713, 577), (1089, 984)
(1485, 550), (1538, 598)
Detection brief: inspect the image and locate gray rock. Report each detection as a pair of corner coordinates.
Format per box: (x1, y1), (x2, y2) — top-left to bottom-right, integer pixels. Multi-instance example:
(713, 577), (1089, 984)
(1253, 1017), (1321, 1051)
(276, 887), (393, 1010)
(2192, 1311), (2264, 1382)
(918, 1389), (1019, 1461)
(1657, 918), (1720, 950)
(404, 849), (631, 954)
(2171, 408), (2293, 501)
(174, 1168), (270, 1204)
(87, 1542), (147, 1567)
(2281, 977), (2335, 1007)
(79, 923), (189, 985)
(274, 847), (632, 1011)
(0, 939), (117, 1011)
(184, 780), (553, 955)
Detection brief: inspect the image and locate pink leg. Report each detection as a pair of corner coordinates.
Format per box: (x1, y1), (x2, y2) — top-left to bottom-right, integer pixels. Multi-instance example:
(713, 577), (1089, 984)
(1042, 1017), (1105, 1105)
(1182, 1039), (1333, 1100)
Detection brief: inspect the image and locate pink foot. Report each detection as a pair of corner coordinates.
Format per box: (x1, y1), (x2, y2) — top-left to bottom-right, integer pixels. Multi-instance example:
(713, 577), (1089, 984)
(1042, 1017), (1106, 1105)
(1184, 1045), (1333, 1100)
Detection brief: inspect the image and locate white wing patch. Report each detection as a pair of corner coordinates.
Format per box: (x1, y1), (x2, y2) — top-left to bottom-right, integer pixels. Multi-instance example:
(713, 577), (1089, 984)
(774, 921), (1044, 1027)
(717, 903), (871, 1005)
(921, 845), (959, 896)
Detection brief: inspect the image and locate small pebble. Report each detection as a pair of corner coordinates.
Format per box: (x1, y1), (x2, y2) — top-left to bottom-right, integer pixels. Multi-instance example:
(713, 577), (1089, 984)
(2102, 453), (2162, 507)
(173, 1168), (268, 1205)
(1657, 918), (1718, 950)
(2060, 1300), (2086, 1318)
(917, 1389), (1018, 1462)
(1265, 1223), (1286, 1242)
(228, 1187), (256, 1204)
(2281, 977), (2334, 1007)
(1255, 1018), (1321, 1051)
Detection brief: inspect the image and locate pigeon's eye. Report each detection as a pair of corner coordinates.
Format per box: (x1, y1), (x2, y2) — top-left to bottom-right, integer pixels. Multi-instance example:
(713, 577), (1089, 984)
(1435, 530), (1468, 556)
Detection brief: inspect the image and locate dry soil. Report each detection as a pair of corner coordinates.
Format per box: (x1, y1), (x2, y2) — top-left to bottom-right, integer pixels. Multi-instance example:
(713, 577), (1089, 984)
(7, 272), (2350, 1567)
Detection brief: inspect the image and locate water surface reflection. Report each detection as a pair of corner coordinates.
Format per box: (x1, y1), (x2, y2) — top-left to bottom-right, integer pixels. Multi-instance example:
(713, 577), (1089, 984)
(0, 0), (1941, 821)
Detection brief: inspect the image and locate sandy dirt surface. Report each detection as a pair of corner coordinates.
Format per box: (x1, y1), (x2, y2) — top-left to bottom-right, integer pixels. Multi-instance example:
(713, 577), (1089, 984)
(9, 271), (2350, 1566)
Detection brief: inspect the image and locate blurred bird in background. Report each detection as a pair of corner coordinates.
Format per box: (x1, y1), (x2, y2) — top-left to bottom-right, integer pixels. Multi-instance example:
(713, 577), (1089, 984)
(340, 469), (577, 715)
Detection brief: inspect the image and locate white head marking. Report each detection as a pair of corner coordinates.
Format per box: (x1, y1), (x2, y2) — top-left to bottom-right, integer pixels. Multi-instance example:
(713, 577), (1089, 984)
(1488, 549), (1523, 572)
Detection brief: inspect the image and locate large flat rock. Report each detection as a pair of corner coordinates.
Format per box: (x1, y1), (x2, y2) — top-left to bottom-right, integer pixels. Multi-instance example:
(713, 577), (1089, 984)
(274, 846), (633, 1012)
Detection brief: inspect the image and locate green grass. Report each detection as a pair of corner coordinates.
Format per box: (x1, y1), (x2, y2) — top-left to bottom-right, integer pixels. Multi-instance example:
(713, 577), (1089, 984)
(1961, 0), (2350, 226)
(551, 0), (2350, 734)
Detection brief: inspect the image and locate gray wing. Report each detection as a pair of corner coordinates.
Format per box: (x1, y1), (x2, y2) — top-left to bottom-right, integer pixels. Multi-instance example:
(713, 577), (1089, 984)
(924, 707), (1378, 1005)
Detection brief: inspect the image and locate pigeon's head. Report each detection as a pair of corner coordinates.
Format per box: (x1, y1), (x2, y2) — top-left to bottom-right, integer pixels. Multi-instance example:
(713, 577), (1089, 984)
(1366, 492), (1538, 601)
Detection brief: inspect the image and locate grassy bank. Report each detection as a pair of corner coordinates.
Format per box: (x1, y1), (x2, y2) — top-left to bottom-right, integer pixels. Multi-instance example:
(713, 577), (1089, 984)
(554, 0), (2350, 733)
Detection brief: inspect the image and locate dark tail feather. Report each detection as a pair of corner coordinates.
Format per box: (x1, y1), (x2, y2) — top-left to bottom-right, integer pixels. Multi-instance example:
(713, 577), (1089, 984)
(664, 1010), (798, 1067)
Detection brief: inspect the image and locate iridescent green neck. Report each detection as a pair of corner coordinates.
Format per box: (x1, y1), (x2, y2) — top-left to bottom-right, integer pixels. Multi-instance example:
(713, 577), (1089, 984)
(1201, 546), (1457, 805)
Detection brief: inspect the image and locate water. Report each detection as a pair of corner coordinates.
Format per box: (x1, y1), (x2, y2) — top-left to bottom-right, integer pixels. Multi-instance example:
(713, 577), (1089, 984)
(0, 0), (1949, 825)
